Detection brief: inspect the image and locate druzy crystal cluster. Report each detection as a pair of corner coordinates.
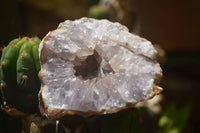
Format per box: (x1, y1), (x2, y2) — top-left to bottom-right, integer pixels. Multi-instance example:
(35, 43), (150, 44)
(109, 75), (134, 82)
(39, 18), (162, 118)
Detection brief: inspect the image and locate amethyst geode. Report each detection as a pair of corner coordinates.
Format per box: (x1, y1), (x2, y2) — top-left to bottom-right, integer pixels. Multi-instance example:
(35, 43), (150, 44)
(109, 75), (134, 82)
(39, 18), (162, 118)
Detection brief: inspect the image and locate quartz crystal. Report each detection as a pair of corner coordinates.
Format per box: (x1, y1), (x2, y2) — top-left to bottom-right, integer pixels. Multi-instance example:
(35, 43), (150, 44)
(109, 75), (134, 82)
(39, 17), (162, 118)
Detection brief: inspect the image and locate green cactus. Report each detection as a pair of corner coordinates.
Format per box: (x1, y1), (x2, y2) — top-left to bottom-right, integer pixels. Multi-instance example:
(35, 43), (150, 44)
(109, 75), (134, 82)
(0, 37), (41, 113)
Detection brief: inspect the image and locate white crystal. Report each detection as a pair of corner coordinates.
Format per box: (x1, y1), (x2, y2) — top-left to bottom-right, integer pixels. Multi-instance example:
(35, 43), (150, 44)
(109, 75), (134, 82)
(39, 18), (162, 116)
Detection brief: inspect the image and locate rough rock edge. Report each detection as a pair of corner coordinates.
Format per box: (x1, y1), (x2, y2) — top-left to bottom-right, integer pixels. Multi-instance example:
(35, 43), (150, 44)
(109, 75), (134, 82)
(39, 84), (162, 119)
(38, 18), (163, 119)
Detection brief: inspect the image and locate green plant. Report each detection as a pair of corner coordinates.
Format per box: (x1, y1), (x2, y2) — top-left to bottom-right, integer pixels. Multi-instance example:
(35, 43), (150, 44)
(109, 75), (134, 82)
(0, 37), (41, 113)
(158, 103), (191, 133)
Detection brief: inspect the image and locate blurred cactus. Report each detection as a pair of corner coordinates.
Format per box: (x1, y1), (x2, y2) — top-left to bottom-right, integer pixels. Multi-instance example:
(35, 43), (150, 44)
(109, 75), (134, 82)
(88, 5), (108, 19)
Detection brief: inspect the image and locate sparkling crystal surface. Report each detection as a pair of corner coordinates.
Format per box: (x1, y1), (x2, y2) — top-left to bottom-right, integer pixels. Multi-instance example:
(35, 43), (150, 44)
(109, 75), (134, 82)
(39, 18), (162, 114)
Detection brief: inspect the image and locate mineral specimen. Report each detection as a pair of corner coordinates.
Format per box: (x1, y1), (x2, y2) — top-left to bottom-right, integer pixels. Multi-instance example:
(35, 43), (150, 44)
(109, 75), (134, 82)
(39, 18), (162, 118)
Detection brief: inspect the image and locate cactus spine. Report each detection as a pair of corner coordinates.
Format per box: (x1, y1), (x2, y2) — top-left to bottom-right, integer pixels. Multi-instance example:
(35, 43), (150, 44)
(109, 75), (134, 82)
(0, 37), (41, 113)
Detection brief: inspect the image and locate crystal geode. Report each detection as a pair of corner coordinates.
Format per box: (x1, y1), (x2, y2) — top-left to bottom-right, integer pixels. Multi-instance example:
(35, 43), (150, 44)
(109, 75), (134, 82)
(39, 18), (162, 118)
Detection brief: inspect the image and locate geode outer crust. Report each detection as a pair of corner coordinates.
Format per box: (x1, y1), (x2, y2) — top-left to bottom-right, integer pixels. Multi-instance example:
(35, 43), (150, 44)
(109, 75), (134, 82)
(39, 18), (162, 119)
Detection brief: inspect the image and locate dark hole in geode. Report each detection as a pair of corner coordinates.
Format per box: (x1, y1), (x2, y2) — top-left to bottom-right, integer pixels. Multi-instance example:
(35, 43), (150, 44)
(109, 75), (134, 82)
(74, 51), (102, 80)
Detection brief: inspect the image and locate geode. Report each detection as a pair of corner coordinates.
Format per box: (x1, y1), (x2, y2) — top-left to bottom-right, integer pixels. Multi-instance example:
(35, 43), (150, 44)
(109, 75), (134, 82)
(39, 18), (162, 118)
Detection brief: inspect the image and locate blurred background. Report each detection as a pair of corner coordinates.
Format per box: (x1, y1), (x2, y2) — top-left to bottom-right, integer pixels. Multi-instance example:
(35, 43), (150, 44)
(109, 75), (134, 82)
(0, 0), (200, 132)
